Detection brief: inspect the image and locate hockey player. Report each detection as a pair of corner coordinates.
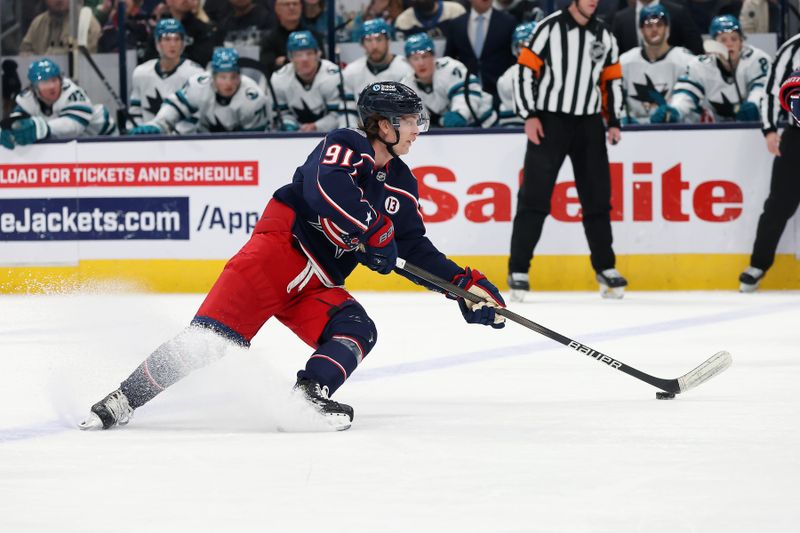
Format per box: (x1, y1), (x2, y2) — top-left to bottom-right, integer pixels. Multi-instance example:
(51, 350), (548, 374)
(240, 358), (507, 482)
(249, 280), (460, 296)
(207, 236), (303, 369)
(128, 18), (204, 128)
(496, 21), (537, 128)
(619, 5), (694, 124)
(0, 58), (115, 149)
(270, 31), (343, 132)
(401, 33), (496, 128)
(128, 47), (272, 135)
(654, 15), (770, 124)
(341, 18), (413, 126)
(79, 82), (506, 432)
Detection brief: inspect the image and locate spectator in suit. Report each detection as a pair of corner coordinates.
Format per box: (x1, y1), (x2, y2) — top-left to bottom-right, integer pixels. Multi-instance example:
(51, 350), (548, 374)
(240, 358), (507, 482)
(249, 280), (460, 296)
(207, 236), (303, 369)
(612, 0), (704, 55)
(395, 0), (466, 37)
(443, 0), (516, 99)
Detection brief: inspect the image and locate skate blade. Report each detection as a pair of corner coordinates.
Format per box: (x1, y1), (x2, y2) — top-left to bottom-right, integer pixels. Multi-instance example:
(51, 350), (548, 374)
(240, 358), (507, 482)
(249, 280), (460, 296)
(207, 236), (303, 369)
(324, 413), (352, 431)
(509, 289), (527, 303)
(600, 285), (625, 299)
(739, 282), (759, 293)
(78, 412), (104, 431)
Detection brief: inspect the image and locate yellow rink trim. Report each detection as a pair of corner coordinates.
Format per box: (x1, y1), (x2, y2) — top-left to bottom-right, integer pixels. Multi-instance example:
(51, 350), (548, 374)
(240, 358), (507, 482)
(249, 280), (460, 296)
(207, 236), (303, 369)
(1, 254), (799, 294)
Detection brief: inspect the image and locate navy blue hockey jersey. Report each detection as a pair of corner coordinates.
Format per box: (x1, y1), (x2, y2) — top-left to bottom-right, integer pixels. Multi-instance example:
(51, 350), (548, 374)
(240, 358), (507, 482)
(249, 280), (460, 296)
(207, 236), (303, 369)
(272, 128), (462, 288)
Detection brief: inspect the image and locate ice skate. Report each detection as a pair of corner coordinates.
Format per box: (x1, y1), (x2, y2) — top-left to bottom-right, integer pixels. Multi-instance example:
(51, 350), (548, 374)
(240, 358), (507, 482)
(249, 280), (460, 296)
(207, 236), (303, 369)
(507, 273), (530, 303)
(294, 378), (354, 431)
(596, 269), (627, 299)
(739, 267), (765, 293)
(79, 389), (133, 430)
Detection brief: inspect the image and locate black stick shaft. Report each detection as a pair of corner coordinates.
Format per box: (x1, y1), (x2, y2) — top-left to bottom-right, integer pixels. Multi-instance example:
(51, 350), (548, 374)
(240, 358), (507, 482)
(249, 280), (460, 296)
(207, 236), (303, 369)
(395, 258), (679, 392)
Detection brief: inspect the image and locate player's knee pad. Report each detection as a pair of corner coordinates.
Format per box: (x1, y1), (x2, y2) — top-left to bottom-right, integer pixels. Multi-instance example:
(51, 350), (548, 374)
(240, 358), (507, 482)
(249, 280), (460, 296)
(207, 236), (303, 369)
(301, 301), (377, 393)
(321, 300), (377, 362)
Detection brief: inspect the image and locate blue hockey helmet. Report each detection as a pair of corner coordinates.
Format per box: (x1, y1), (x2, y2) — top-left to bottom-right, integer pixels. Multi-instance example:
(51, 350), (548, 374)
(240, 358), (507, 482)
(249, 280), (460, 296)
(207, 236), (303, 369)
(404, 33), (434, 56)
(639, 4), (670, 26)
(511, 21), (537, 55)
(27, 58), (61, 84)
(155, 18), (186, 40)
(357, 81), (429, 132)
(360, 18), (391, 41)
(710, 15), (742, 39)
(287, 31), (319, 53)
(211, 47), (240, 73)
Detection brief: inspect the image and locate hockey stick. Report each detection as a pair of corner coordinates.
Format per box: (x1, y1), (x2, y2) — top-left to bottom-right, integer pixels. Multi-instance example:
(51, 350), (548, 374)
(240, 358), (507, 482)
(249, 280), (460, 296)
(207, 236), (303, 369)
(395, 258), (732, 395)
(77, 45), (138, 129)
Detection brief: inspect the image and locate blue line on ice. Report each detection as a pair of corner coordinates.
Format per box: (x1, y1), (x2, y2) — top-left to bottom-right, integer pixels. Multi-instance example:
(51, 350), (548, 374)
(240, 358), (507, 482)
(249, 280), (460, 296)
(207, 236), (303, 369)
(2, 298), (796, 443)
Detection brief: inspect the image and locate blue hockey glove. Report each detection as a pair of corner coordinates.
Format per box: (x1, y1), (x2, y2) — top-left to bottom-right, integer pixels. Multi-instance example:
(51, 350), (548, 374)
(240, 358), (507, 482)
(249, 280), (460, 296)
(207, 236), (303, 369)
(442, 111), (468, 128)
(650, 104), (680, 124)
(354, 212), (397, 275)
(0, 129), (14, 150)
(735, 101), (760, 122)
(452, 267), (506, 329)
(12, 117), (50, 145)
(127, 124), (162, 135)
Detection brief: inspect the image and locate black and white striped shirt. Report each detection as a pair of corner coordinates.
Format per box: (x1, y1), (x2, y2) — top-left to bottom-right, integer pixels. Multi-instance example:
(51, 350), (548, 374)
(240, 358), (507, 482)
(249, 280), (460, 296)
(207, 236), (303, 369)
(513, 9), (624, 127)
(761, 32), (800, 132)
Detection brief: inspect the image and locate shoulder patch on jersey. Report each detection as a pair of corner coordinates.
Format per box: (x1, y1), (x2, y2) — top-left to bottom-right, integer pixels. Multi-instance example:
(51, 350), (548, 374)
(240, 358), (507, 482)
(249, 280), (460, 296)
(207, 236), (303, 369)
(197, 74), (211, 85)
(741, 47), (754, 59)
(245, 87), (260, 100)
(436, 58), (450, 69)
(698, 55), (713, 64)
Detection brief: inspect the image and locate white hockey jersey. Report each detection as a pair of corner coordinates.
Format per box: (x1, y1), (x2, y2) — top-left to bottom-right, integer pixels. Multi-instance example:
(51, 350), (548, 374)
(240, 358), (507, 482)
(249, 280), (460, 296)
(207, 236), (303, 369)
(341, 55), (413, 126)
(270, 58), (343, 132)
(401, 56), (496, 127)
(129, 58), (204, 125)
(620, 46), (694, 123)
(152, 72), (272, 133)
(12, 77), (116, 137)
(496, 64), (521, 127)
(670, 45), (770, 122)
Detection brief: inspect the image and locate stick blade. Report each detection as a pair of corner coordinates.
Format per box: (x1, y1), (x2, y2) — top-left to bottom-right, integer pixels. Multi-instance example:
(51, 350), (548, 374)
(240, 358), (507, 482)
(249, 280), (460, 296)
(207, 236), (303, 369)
(677, 351), (732, 393)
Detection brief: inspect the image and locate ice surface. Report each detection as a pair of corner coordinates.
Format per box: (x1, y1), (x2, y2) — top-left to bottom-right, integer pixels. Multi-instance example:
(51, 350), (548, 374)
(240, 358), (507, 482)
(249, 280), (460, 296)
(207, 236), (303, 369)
(1, 290), (798, 532)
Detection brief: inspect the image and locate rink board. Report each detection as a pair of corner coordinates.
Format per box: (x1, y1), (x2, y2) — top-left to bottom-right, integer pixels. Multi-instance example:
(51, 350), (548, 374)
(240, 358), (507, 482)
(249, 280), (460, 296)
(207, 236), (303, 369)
(0, 129), (798, 292)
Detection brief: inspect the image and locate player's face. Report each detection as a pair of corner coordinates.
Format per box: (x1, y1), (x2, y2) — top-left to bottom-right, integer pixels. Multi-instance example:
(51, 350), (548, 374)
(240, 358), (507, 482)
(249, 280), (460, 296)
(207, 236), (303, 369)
(641, 19), (668, 47)
(214, 72), (241, 98)
(36, 77), (62, 105)
(408, 52), (435, 81)
(716, 32), (743, 62)
(291, 49), (320, 78)
(363, 34), (389, 64)
(158, 34), (184, 60)
(381, 115), (422, 155)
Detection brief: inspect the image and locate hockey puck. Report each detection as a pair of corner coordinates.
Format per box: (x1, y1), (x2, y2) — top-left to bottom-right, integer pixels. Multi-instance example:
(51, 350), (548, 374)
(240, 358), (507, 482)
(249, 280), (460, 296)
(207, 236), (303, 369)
(655, 392), (676, 400)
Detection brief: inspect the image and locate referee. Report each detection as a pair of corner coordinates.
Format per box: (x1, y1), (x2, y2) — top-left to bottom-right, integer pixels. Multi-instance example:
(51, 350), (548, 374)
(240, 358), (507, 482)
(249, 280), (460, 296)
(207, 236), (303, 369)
(739, 32), (800, 292)
(508, 0), (627, 301)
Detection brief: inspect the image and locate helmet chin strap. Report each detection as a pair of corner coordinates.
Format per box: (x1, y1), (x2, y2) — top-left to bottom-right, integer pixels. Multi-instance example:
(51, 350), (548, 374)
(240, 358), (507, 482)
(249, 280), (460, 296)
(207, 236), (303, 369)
(378, 125), (400, 158)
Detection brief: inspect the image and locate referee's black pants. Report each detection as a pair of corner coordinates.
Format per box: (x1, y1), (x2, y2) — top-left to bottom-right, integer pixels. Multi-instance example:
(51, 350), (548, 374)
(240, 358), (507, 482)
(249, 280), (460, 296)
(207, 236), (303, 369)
(509, 112), (615, 275)
(749, 127), (800, 271)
